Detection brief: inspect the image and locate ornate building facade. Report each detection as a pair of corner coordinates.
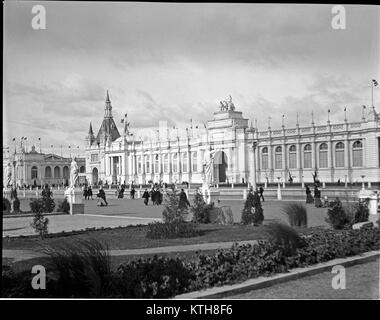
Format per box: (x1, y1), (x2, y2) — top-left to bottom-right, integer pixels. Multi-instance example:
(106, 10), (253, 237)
(85, 92), (380, 186)
(3, 145), (86, 187)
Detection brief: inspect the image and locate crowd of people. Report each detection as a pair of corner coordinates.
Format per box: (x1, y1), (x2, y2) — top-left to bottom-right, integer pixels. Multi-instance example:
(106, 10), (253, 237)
(142, 186), (163, 205)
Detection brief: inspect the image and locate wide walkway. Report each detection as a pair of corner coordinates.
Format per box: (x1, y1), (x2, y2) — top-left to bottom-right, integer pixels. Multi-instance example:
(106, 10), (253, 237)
(4, 198), (328, 237)
(228, 258), (380, 299)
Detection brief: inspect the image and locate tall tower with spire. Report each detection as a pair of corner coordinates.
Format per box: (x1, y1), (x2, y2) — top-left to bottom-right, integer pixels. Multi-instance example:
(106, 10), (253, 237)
(104, 90), (113, 119)
(86, 122), (95, 146)
(95, 90), (121, 145)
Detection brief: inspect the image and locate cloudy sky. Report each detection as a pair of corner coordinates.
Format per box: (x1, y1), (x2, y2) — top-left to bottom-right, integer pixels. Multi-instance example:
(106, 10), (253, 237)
(3, 2), (380, 156)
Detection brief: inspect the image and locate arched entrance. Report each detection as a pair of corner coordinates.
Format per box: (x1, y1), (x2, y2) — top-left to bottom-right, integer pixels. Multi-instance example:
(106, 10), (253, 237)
(92, 167), (99, 185)
(213, 151), (228, 183)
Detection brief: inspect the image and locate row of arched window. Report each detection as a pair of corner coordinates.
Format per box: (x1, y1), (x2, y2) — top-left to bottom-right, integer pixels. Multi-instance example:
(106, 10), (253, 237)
(137, 152), (198, 174)
(261, 141), (363, 169)
(30, 165), (85, 179)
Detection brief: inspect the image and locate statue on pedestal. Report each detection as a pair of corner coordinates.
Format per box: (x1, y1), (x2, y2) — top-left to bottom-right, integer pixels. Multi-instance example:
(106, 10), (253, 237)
(121, 113), (130, 135)
(202, 148), (216, 190)
(70, 157), (79, 188)
(5, 162), (12, 188)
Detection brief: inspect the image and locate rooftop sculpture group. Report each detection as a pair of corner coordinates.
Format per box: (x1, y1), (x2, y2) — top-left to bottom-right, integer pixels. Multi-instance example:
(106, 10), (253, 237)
(219, 95), (235, 112)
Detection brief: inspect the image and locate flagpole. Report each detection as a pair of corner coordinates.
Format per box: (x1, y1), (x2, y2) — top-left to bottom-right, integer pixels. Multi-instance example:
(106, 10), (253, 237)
(372, 81), (374, 108)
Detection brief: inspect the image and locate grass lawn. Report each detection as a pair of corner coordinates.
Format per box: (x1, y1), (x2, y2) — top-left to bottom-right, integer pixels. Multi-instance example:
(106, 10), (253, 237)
(3, 220), (328, 252)
(228, 258), (380, 299)
(3, 223), (270, 251)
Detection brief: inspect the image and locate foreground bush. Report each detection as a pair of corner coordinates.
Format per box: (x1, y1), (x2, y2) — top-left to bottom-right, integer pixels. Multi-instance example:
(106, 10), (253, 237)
(146, 221), (202, 239)
(282, 202), (308, 227)
(114, 256), (195, 298)
(265, 223), (306, 256)
(42, 239), (113, 297)
(191, 226), (380, 291)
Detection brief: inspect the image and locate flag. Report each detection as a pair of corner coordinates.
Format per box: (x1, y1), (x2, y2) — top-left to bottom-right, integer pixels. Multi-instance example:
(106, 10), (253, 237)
(344, 107), (346, 111)
(328, 109), (330, 112)
(372, 79), (378, 86)
(38, 137), (41, 140)
(363, 105), (366, 109)
(12, 138), (15, 141)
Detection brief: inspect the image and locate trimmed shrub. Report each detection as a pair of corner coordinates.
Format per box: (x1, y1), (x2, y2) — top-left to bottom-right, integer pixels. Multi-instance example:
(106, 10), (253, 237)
(146, 221), (202, 239)
(114, 256), (195, 298)
(353, 200), (370, 224)
(191, 191), (213, 224)
(30, 211), (49, 238)
(325, 198), (349, 229)
(3, 198), (11, 212)
(57, 198), (70, 214)
(12, 198), (21, 213)
(30, 198), (44, 213)
(41, 189), (55, 213)
(241, 191), (264, 225)
(162, 189), (188, 223)
(282, 202), (308, 228)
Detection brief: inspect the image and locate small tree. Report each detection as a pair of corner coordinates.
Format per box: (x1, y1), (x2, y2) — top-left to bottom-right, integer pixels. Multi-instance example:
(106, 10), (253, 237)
(162, 189), (187, 223)
(241, 190), (264, 226)
(191, 191), (213, 224)
(31, 211), (49, 238)
(41, 187), (55, 213)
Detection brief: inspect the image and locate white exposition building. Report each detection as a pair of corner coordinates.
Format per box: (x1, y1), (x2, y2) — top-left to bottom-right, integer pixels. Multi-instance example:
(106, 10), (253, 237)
(85, 92), (380, 186)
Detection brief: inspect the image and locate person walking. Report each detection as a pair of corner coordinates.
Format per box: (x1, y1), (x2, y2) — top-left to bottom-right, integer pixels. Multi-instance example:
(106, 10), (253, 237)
(305, 185), (314, 203)
(314, 185), (322, 207)
(258, 186), (265, 202)
(97, 187), (108, 206)
(142, 189), (150, 205)
(130, 187), (136, 199)
(88, 186), (93, 200)
(83, 186), (88, 200)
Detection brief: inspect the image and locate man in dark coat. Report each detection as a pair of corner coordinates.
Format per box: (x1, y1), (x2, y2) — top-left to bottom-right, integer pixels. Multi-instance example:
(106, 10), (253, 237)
(258, 186), (265, 202)
(130, 187), (135, 199)
(314, 186), (322, 207)
(178, 189), (190, 209)
(88, 186), (93, 200)
(142, 189), (150, 205)
(305, 185), (314, 203)
(83, 186), (88, 200)
(97, 187), (108, 206)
